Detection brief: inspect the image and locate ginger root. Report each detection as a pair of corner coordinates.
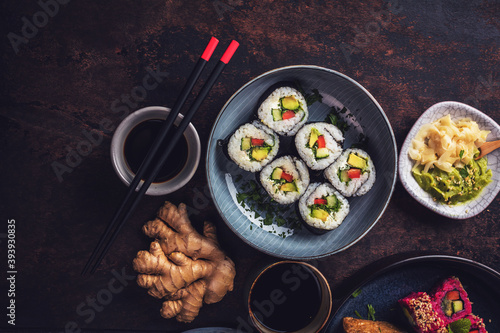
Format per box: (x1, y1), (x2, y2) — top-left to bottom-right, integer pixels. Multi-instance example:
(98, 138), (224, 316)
(133, 201), (236, 323)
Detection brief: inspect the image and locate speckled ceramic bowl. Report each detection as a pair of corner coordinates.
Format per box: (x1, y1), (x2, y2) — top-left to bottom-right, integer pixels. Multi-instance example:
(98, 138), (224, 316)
(399, 101), (500, 219)
(206, 65), (397, 259)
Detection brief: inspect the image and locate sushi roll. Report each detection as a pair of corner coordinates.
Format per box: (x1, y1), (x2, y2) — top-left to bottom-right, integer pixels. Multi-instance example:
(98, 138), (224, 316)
(298, 183), (349, 231)
(398, 292), (446, 333)
(430, 276), (472, 326)
(259, 156), (310, 204)
(464, 314), (488, 333)
(227, 121), (279, 172)
(257, 86), (308, 136)
(295, 122), (344, 170)
(324, 148), (376, 197)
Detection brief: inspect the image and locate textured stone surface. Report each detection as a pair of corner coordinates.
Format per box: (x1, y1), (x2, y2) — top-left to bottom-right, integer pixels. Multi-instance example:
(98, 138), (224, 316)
(0, 0), (499, 331)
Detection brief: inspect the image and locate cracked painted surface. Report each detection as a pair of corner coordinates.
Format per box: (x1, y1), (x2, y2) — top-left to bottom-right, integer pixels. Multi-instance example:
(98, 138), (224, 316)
(0, 0), (499, 331)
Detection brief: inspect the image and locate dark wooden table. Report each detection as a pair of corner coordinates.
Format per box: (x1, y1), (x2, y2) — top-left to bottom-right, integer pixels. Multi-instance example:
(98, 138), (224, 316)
(1, 0), (499, 332)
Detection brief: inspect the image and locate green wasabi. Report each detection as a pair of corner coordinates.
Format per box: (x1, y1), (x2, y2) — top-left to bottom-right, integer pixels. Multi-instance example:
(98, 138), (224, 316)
(412, 157), (492, 205)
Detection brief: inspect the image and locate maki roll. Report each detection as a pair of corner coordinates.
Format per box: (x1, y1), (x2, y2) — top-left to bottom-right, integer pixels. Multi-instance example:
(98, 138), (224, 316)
(324, 148), (376, 197)
(298, 183), (349, 231)
(430, 276), (472, 326)
(257, 87), (308, 136)
(398, 292), (445, 333)
(259, 156), (310, 204)
(464, 314), (488, 333)
(295, 122), (344, 170)
(227, 121), (279, 172)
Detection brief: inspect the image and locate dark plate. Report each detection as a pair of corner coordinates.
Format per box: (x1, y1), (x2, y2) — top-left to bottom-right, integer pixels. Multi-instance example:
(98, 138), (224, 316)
(324, 254), (500, 332)
(182, 328), (236, 333)
(206, 65), (397, 259)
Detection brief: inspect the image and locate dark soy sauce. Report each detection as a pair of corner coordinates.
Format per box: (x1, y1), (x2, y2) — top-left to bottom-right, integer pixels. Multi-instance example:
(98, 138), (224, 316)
(124, 119), (188, 183)
(249, 263), (322, 332)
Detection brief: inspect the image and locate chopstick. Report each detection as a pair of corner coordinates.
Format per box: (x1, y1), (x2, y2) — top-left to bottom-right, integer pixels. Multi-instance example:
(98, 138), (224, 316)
(81, 37), (219, 276)
(82, 39), (239, 276)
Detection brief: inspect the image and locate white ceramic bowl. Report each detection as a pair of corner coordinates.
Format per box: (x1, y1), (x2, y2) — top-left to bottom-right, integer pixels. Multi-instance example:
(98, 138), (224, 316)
(110, 106), (201, 196)
(399, 101), (500, 219)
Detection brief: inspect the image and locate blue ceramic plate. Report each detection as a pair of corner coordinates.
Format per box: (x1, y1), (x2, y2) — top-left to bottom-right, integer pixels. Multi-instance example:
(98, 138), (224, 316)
(325, 255), (500, 332)
(399, 101), (500, 219)
(206, 65), (397, 259)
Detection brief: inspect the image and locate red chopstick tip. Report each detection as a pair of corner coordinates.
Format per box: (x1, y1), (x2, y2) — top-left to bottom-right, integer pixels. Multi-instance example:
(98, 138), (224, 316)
(201, 37), (219, 61)
(220, 40), (239, 64)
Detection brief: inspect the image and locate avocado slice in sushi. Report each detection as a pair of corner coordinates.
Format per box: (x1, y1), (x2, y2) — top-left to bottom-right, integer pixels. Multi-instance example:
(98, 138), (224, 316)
(280, 182), (297, 192)
(251, 147), (271, 161)
(281, 95), (300, 110)
(347, 153), (367, 170)
(311, 208), (329, 221)
(308, 128), (320, 147)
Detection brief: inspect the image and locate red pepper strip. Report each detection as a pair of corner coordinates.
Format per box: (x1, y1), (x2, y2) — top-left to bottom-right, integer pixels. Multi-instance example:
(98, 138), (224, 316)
(314, 198), (327, 205)
(282, 110), (295, 120)
(347, 168), (361, 179)
(445, 290), (460, 300)
(251, 138), (264, 146)
(317, 135), (326, 148)
(281, 171), (294, 182)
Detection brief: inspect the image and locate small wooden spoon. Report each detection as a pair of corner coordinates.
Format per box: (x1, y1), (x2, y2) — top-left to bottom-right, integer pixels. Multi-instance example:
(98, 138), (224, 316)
(475, 140), (500, 160)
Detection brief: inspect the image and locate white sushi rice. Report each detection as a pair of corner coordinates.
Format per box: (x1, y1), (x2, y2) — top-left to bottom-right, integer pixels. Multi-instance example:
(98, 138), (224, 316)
(257, 87), (308, 136)
(355, 158), (376, 196)
(227, 121), (279, 172)
(324, 148), (376, 197)
(260, 156), (310, 204)
(295, 122), (344, 170)
(298, 183), (349, 230)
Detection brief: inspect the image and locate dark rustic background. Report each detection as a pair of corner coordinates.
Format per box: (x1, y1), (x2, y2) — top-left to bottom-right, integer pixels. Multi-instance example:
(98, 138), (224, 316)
(1, 0), (499, 332)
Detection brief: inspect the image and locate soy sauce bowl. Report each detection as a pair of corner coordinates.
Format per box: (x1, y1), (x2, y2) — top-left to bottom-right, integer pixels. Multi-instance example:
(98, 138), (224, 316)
(246, 261), (332, 333)
(110, 106), (201, 196)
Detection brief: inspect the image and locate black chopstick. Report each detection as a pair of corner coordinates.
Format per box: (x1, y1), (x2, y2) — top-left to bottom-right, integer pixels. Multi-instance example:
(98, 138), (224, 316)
(82, 39), (239, 276)
(81, 37), (219, 276)
(82, 37), (220, 276)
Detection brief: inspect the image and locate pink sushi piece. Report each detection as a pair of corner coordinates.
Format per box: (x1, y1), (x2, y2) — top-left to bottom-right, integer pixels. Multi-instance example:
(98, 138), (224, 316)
(430, 276), (472, 326)
(398, 292), (445, 333)
(464, 314), (488, 333)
